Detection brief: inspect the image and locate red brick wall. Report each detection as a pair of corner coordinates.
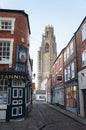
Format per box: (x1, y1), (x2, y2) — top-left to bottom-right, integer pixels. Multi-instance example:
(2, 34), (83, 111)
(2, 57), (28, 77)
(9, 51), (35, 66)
(0, 11), (30, 70)
(51, 51), (64, 87)
(76, 19), (86, 72)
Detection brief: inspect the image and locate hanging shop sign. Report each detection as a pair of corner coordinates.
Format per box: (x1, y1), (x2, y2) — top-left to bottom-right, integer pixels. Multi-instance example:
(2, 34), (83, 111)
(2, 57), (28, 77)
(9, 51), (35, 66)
(16, 45), (28, 64)
(0, 74), (25, 79)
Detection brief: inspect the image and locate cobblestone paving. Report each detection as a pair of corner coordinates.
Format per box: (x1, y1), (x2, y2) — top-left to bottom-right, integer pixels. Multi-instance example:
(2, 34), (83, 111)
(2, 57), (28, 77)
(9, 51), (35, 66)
(0, 102), (86, 130)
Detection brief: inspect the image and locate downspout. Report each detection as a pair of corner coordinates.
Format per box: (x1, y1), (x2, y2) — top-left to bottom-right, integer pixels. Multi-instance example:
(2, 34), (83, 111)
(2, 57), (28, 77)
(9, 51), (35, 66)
(74, 32), (80, 115)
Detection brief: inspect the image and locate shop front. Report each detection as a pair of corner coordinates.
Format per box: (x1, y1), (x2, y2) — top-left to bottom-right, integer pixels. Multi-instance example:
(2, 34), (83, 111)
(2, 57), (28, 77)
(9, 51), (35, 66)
(51, 85), (64, 107)
(66, 85), (77, 113)
(0, 71), (31, 122)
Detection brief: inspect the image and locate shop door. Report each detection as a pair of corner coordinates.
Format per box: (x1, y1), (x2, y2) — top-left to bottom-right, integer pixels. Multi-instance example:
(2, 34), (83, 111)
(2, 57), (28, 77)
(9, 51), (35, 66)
(10, 87), (25, 120)
(83, 89), (86, 117)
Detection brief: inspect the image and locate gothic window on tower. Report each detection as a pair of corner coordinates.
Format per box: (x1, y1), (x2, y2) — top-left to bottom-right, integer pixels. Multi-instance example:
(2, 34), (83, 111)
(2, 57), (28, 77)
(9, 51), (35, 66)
(45, 43), (49, 53)
(46, 31), (48, 37)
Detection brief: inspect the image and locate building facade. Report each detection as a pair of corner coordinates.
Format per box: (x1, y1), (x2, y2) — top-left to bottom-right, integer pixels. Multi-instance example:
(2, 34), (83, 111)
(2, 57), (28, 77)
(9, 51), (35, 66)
(64, 36), (78, 114)
(49, 16), (86, 117)
(37, 26), (57, 90)
(51, 49), (64, 107)
(0, 9), (32, 121)
(75, 17), (86, 117)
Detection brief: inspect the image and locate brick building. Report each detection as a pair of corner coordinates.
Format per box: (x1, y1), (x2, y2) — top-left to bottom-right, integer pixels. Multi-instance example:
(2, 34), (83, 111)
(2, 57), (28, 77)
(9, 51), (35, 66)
(49, 16), (86, 117)
(75, 17), (86, 117)
(64, 36), (78, 114)
(51, 49), (64, 107)
(0, 9), (32, 121)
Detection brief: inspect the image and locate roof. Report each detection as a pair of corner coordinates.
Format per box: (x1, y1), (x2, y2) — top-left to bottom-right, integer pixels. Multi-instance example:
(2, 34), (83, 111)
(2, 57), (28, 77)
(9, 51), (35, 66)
(75, 16), (86, 34)
(0, 9), (31, 34)
(36, 90), (46, 94)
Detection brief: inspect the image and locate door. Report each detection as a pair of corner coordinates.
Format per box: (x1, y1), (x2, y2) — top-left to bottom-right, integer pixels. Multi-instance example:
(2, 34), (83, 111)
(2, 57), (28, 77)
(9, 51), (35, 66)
(10, 87), (25, 120)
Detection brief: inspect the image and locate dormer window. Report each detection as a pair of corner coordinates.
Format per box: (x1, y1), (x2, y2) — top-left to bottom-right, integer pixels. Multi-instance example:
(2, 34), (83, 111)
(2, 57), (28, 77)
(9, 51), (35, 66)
(0, 17), (15, 33)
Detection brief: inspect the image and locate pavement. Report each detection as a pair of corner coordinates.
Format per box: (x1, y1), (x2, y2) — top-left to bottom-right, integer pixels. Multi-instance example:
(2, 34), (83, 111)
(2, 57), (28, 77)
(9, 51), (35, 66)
(0, 103), (86, 130)
(48, 104), (86, 127)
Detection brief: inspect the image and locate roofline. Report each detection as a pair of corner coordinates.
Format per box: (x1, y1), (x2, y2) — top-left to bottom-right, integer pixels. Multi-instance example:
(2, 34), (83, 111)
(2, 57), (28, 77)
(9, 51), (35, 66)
(0, 9), (31, 34)
(75, 16), (86, 34)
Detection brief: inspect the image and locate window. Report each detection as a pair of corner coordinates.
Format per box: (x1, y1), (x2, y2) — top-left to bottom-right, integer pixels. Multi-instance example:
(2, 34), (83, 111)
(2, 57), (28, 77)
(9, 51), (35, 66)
(66, 86), (77, 108)
(70, 41), (74, 55)
(68, 66), (70, 80)
(71, 62), (75, 78)
(45, 43), (49, 53)
(82, 50), (86, 66)
(0, 38), (14, 64)
(82, 23), (86, 41)
(0, 79), (8, 104)
(67, 47), (69, 59)
(12, 79), (25, 87)
(0, 17), (15, 32)
(64, 68), (67, 81)
(1, 21), (12, 30)
(64, 51), (67, 62)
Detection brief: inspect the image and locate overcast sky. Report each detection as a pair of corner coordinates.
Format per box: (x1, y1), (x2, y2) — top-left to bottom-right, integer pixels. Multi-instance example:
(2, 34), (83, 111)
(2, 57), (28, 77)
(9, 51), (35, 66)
(0, 0), (86, 86)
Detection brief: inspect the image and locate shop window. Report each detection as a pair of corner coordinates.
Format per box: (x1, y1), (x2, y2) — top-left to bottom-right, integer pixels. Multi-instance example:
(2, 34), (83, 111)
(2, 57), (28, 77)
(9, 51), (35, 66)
(66, 86), (77, 108)
(0, 79), (8, 104)
(12, 79), (25, 87)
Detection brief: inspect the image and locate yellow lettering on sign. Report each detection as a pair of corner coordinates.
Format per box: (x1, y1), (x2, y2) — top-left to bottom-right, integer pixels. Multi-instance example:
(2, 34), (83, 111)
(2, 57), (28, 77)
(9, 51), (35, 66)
(14, 75), (18, 79)
(9, 75), (13, 79)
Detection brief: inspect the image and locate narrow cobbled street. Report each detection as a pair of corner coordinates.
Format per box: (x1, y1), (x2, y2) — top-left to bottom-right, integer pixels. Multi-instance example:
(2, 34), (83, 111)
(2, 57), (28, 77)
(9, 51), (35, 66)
(0, 102), (86, 130)
(32, 102), (86, 130)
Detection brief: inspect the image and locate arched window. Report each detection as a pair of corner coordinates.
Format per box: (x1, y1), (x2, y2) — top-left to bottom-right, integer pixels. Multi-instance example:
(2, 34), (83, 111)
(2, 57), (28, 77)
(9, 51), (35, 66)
(45, 43), (49, 53)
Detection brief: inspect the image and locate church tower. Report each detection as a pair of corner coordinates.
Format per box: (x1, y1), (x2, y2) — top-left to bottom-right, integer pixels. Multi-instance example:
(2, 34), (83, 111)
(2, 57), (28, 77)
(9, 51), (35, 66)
(37, 25), (57, 90)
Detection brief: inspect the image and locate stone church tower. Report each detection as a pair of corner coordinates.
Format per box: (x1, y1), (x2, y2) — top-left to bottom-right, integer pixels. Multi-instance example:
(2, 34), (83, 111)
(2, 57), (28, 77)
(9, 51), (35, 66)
(37, 25), (57, 90)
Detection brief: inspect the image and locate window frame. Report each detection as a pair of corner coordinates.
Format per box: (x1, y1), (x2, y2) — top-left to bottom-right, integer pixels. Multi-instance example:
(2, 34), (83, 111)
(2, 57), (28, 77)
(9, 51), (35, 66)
(0, 38), (14, 64)
(71, 62), (75, 79)
(82, 50), (86, 67)
(82, 23), (86, 42)
(0, 17), (15, 33)
(70, 41), (74, 55)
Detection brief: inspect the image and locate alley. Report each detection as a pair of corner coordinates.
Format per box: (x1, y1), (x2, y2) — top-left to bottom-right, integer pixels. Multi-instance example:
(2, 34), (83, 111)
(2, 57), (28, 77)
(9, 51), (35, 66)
(0, 102), (86, 130)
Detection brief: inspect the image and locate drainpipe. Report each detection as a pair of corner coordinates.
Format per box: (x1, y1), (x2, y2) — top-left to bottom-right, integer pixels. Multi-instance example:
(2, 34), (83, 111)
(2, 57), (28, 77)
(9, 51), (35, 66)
(74, 33), (80, 116)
